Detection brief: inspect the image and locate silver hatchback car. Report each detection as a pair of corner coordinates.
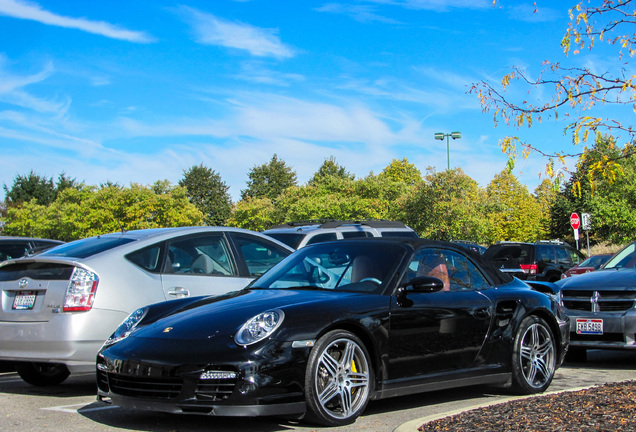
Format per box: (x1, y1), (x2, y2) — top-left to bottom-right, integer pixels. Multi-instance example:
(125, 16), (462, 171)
(0, 227), (292, 385)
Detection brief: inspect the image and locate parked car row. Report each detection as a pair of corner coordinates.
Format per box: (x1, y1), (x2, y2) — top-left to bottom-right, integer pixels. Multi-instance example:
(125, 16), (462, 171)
(1, 223), (631, 426)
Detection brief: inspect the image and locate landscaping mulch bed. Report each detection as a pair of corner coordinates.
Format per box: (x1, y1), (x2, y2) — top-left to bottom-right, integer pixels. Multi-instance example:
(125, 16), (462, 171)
(418, 381), (636, 432)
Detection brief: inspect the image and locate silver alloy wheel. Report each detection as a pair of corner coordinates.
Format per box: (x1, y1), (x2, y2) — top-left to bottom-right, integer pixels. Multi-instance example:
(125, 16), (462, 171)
(314, 337), (370, 420)
(519, 322), (556, 388)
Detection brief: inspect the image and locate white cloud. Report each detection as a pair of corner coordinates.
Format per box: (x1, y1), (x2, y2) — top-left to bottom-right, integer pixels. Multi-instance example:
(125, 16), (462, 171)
(338, 71), (480, 112)
(0, 58), (70, 115)
(117, 93), (417, 146)
(351, 0), (491, 12)
(234, 62), (305, 86)
(315, 4), (401, 23)
(0, 0), (155, 43)
(178, 6), (295, 58)
(0, 56), (53, 93)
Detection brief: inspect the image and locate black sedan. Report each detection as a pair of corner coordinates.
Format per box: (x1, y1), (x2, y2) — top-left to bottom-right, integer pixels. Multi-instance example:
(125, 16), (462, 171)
(96, 238), (569, 426)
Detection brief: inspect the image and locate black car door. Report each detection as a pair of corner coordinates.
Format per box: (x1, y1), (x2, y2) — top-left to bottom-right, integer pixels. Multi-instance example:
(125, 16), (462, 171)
(388, 247), (493, 380)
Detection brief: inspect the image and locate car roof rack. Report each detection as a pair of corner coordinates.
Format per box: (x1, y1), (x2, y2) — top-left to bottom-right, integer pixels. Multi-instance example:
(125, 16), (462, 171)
(319, 220), (407, 229)
(269, 219), (408, 230)
(535, 240), (568, 245)
(269, 219), (337, 229)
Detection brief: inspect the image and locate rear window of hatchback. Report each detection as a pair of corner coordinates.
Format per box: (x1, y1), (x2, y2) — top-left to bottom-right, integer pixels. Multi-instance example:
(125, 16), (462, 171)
(39, 237), (136, 259)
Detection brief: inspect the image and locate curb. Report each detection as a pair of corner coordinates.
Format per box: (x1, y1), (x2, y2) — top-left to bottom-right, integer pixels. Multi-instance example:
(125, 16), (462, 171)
(393, 385), (596, 432)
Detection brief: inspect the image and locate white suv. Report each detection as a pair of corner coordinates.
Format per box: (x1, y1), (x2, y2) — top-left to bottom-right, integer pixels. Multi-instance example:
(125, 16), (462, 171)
(263, 220), (418, 249)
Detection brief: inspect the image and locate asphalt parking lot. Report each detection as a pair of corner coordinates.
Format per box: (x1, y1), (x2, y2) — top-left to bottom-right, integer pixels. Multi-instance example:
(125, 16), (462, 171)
(1, 350), (634, 432)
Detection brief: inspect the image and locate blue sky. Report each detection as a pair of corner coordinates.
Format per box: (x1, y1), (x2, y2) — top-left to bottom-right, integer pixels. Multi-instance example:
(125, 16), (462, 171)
(0, 0), (627, 201)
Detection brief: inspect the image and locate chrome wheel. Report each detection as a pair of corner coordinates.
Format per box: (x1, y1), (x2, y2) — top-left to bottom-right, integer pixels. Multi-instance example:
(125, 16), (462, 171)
(305, 330), (372, 426)
(512, 316), (556, 393)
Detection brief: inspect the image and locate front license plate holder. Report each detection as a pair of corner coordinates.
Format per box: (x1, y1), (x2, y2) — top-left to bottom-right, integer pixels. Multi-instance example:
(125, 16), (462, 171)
(12, 291), (37, 310)
(576, 318), (603, 335)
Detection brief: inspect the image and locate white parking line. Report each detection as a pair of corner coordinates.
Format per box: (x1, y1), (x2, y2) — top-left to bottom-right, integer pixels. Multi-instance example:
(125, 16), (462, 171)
(0, 376), (24, 384)
(43, 403), (119, 414)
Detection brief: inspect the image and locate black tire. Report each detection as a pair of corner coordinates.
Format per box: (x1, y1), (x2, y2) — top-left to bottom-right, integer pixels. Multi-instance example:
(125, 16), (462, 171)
(565, 347), (587, 363)
(304, 330), (373, 427)
(511, 316), (556, 394)
(16, 362), (70, 386)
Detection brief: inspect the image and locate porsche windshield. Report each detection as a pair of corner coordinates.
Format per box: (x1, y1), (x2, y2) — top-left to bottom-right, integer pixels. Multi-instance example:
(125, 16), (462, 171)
(252, 241), (406, 294)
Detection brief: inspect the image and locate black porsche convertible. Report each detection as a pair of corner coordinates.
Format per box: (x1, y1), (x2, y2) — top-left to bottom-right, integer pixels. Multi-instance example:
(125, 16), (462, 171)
(96, 238), (569, 426)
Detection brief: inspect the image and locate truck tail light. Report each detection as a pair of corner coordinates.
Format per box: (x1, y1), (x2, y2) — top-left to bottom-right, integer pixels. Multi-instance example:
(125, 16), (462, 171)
(63, 267), (99, 312)
(520, 264), (538, 275)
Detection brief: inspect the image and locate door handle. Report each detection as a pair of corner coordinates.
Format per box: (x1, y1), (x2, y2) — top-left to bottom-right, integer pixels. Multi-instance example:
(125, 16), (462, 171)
(473, 307), (491, 320)
(168, 287), (190, 297)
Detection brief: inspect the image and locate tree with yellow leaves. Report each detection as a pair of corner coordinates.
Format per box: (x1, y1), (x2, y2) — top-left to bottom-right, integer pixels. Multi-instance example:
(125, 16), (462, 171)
(472, 0), (636, 187)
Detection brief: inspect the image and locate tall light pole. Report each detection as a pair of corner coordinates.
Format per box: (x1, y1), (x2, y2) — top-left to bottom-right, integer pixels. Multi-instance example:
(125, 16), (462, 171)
(434, 131), (461, 170)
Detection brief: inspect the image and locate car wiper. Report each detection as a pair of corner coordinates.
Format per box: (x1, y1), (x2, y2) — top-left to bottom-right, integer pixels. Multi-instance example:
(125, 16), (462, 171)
(287, 285), (330, 291)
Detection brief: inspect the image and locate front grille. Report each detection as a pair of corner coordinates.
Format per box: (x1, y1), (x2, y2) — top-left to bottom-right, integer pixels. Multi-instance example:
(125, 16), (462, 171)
(107, 374), (183, 399)
(562, 289), (636, 313)
(196, 379), (237, 401)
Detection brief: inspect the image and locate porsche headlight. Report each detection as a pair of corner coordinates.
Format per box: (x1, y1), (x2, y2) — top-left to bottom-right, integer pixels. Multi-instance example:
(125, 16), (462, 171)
(103, 307), (148, 347)
(235, 309), (285, 346)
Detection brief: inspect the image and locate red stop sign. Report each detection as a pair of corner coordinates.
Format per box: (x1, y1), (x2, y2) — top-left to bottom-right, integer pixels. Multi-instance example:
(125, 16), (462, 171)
(570, 212), (580, 230)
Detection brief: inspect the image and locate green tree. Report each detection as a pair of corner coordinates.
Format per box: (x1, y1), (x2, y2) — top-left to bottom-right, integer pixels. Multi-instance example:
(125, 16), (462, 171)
(3, 183), (202, 241)
(179, 164), (232, 226)
(55, 172), (81, 194)
(227, 197), (278, 232)
(228, 173), (416, 230)
(3, 171), (81, 209)
(401, 168), (489, 242)
(472, 0), (636, 188)
(378, 158), (422, 186)
(307, 156), (354, 185)
(534, 179), (558, 238)
(484, 170), (544, 242)
(4, 171), (57, 206)
(241, 154), (297, 200)
(551, 136), (636, 244)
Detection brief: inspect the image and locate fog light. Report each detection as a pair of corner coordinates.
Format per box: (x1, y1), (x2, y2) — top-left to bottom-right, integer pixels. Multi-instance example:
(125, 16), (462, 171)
(200, 371), (237, 380)
(239, 381), (257, 394)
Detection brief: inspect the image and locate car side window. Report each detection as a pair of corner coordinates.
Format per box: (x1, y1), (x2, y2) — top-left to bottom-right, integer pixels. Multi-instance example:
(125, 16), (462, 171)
(165, 234), (236, 276)
(537, 245), (554, 263)
(407, 248), (491, 292)
(445, 250), (491, 291)
(305, 233), (338, 245)
(126, 244), (164, 273)
(556, 247), (571, 265)
(232, 234), (290, 277)
(566, 247), (582, 265)
(0, 242), (30, 261)
(407, 248), (451, 291)
(341, 231), (374, 239)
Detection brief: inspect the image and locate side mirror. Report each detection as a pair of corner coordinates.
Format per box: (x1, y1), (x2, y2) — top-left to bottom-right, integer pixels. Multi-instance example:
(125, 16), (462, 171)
(396, 276), (445, 308)
(404, 276), (445, 293)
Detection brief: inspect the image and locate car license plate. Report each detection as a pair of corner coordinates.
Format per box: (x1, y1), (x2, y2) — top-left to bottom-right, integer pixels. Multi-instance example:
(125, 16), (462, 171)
(576, 318), (603, 335)
(12, 291), (37, 310)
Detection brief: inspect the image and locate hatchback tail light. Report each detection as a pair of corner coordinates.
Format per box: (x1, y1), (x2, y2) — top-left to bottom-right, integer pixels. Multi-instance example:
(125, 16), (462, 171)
(519, 264), (538, 275)
(63, 267), (99, 312)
